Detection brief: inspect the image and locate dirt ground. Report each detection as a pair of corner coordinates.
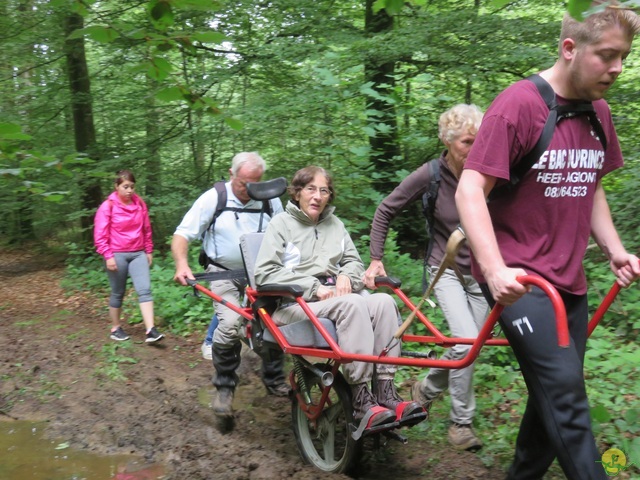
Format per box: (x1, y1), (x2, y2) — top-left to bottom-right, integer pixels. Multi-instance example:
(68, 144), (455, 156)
(0, 249), (506, 480)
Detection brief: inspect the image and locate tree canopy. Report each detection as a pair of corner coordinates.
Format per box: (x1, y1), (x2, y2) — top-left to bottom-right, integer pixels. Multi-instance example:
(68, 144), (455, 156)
(1, 0), (638, 256)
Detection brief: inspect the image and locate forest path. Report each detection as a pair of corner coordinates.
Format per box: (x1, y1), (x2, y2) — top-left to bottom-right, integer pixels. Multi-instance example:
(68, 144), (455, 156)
(0, 249), (500, 479)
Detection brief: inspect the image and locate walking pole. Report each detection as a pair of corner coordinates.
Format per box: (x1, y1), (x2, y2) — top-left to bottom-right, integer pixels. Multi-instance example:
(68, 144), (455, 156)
(380, 227), (466, 355)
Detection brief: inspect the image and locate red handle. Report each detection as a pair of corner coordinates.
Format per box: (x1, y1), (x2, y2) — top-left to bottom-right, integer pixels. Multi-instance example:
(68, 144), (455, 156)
(516, 274), (569, 347)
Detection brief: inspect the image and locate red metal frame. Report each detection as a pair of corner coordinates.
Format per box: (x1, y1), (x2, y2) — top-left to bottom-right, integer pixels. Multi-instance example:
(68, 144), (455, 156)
(288, 363), (343, 423)
(189, 274), (621, 372)
(188, 275), (625, 423)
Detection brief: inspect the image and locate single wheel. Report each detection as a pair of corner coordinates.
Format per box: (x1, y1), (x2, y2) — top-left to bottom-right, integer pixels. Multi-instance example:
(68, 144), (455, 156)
(291, 363), (362, 474)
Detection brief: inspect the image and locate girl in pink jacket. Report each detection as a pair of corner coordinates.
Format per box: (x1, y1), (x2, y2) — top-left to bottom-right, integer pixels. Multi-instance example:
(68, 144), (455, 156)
(94, 170), (164, 343)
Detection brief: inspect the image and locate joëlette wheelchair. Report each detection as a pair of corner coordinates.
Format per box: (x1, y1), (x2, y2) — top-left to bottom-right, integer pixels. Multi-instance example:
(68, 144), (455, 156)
(185, 178), (624, 475)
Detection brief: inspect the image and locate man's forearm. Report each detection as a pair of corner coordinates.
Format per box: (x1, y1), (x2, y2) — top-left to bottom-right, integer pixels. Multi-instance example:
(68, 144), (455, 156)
(590, 183), (626, 260)
(455, 171), (504, 278)
(171, 234), (190, 268)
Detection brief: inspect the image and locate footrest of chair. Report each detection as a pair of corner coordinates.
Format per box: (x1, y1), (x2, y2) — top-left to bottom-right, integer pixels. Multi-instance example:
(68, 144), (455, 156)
(397, 410), (428, 428)
(350, 418), (402, 441)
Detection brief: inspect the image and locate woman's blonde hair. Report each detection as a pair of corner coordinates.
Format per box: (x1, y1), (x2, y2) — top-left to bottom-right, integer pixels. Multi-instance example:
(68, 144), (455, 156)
(438, 104), (484, 144)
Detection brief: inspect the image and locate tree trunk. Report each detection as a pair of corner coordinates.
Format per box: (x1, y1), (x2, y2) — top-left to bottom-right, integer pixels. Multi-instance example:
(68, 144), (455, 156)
(145, 77), (162, 199)
(63, 12), (102, 245)
(364, 1), (400, 193)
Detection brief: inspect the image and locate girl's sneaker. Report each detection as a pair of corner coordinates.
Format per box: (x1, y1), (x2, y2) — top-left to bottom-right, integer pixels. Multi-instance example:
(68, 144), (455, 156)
(145, 327), (165, 343)
(110, 327), (130, 341)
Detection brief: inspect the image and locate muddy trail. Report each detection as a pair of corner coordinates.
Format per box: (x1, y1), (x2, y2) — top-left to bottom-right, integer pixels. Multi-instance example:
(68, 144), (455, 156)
(0, 249), (504, 479)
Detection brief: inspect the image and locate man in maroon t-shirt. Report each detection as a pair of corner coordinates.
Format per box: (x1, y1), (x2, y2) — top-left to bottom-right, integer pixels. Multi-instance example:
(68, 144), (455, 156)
(456, 5), (640, 480)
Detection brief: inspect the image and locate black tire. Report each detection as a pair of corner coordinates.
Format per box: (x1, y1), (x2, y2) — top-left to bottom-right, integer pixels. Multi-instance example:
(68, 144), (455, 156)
(291, 363), (362, 474)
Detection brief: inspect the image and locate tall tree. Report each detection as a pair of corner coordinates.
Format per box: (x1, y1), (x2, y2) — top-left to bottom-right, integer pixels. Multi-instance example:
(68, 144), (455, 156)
(63, 11), (102, 243)
(364, 0), (401, 192)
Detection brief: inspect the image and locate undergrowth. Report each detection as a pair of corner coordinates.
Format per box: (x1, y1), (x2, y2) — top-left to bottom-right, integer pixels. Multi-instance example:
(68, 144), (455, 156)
(62, 233), (639, 475)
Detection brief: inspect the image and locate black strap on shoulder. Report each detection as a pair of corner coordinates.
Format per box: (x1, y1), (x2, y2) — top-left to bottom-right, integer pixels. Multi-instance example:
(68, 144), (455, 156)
(204, 181), (273, 235)
(489, 74), (607, 201)
(421, 159), (441, 249)
(420, 158), (441, 292)
(209, 181), (228, 232)
(199, 181), (274, 268)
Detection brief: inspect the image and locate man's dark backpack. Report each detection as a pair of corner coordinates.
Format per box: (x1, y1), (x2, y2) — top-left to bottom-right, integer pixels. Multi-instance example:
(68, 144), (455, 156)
(198, 181), (274, 268)
(488, 74), (607, 200)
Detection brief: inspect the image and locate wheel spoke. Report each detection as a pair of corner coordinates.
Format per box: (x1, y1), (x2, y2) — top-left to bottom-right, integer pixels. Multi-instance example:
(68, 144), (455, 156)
(323, 403), (343, 423)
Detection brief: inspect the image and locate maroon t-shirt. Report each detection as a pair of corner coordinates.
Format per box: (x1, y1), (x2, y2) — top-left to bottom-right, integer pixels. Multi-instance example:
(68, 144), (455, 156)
(464, 79), (623, 295)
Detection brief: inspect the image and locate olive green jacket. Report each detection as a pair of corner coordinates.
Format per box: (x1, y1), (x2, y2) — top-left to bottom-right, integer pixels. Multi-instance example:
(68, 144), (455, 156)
(254, 201), (365, 301)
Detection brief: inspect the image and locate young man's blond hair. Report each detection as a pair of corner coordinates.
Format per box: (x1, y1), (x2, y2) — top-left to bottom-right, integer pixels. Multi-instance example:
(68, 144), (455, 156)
(559, 1), (640, 52)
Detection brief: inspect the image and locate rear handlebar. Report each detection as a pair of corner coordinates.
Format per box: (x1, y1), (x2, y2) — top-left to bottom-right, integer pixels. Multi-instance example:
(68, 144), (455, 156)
(514, 274), (568, 347)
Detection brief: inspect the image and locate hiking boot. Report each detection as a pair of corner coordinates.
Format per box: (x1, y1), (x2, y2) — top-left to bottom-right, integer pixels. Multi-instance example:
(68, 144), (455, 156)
(375, 379), (425, 422)
(145, 327), (165, 343)
(212, 388), (234, 418)
(265, 380), (290, 397)
(411, 380), (435, 416)
(351, 383), (396, 427)
(201, 341), (213, 360)
(448, 422), (483, 452)
(110, 327), (129, 341)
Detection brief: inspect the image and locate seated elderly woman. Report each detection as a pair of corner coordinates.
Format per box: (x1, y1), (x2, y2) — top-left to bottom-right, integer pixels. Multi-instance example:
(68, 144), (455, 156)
(254, 165), (424, 432)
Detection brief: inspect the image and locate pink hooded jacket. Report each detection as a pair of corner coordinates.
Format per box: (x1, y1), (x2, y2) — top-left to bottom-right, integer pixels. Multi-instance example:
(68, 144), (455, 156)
(93, 191), (153, 260)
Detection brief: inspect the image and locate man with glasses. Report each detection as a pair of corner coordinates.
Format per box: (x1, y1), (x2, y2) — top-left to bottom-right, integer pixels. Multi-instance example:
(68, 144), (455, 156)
(172, 152), (288, 426)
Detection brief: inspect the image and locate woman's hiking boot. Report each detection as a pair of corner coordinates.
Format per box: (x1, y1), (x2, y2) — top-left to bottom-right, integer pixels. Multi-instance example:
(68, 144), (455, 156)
(375, 378), (426, 425)
(350, 383), (396, 436)
(448, 422), (483, 452)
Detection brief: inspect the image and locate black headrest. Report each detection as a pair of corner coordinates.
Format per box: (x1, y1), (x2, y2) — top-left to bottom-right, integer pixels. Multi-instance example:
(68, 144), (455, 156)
(246, 177), (287, 201)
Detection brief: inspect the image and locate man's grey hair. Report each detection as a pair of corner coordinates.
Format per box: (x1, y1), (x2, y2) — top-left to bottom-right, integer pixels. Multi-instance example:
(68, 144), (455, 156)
(231, 152), (267, 175)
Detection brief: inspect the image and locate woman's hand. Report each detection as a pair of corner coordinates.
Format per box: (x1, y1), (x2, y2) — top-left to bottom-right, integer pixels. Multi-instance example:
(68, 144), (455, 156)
(106, 258), (117, 271)
(364, 260), (386, 289)
(146, 253), (153, 266)
(335, 274), (352, 297)
(316, 285), (334, 300)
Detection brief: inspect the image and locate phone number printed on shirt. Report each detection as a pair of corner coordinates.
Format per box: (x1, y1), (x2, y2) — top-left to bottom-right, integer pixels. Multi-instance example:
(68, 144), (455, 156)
(544, 186), (588, 198)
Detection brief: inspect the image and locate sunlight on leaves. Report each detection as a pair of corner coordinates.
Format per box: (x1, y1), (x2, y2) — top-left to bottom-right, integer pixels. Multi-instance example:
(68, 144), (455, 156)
(567, 0), (594, 20)
(490, 0), (511, 7)
(192, 31), (227, 44)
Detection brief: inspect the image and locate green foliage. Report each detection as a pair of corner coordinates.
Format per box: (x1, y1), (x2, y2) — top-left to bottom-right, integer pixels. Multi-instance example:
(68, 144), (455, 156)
(4, 0), (640, 471)
(567, 0), (594, 20)
(0, 123), (99, 243)
(97, 343), (139, 382)
(64, 242), (212, 338)
(585, 163), (640, 334)
(146, 249), (213, 337)
(585, 330), (639, 452)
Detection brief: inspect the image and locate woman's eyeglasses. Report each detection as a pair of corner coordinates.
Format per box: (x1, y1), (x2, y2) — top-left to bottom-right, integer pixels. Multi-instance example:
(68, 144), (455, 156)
(303, 185), (331, 197)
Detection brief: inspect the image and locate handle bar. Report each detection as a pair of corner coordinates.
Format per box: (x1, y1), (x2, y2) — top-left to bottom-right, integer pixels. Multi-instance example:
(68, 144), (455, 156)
(513, 274), (569, 347)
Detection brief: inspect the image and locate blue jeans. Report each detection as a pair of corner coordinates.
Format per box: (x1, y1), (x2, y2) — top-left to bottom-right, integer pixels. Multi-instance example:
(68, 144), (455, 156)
(204, 313), (219, 345)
